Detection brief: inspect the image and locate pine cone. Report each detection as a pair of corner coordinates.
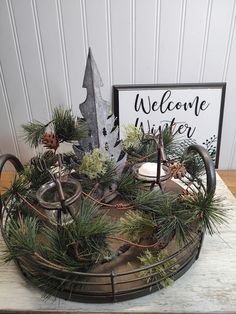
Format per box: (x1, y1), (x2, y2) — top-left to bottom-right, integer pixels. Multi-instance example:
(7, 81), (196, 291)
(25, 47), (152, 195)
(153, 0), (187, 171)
(42, 132), (59, 151)
(169, 161), (186, 179)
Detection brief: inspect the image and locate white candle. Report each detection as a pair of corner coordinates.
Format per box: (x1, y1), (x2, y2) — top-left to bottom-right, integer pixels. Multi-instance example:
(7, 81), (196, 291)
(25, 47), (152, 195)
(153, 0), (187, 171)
(138, 162), (165, 177)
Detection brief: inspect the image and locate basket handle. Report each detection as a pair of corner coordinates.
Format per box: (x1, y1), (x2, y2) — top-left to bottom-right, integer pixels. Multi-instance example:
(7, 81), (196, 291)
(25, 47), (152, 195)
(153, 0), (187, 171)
(0, 154), (24, 219)
(186, 144), (216, 195)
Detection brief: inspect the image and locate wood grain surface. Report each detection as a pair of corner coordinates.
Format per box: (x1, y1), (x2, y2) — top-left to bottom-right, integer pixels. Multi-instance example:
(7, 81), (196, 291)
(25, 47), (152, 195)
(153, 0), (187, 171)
(218, 170), (236, 197)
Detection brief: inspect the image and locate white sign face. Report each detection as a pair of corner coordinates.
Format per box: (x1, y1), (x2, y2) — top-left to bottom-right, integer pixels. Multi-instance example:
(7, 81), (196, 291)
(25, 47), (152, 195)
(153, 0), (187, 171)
(113, 83), (226, 167)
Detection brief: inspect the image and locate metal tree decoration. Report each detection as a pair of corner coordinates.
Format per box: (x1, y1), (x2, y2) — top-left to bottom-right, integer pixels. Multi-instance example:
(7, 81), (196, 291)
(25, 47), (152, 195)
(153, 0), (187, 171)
(73, 48), (127, 174)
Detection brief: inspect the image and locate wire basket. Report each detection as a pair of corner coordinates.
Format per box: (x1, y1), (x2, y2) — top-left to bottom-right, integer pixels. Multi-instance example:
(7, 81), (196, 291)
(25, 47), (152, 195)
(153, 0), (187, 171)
(0, 145), (216, 303)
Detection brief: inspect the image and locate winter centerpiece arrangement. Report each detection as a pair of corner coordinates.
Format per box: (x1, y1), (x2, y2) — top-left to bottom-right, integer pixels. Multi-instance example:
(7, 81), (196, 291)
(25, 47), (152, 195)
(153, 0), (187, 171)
(0, 50), (227, 302)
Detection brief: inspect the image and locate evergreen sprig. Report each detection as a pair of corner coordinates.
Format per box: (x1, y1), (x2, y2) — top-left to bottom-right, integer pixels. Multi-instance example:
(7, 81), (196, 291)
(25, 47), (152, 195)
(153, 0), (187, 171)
(131, 190), (176, 213)
(155, 203), (193, 244)
(4, 198), (117, 272)
(120, 210), (157, 242)
(22, 121), (47, 148)
(40, 198), (117, 269)
(22, 106), (88, 148)
(123, 125), (178, 163)
(22, 164), (52, 190)
(53, 107), (88, 142)
(4, 215), (81, 298)
(4, 216), (39, 262)
(119, 188), (193, 244)
(182, 191), (227, 235)
(117, 170), (144, 197)
(184, 154), (206, 180)
(97, 160), (118, 189)
(1, 174), (30, 202)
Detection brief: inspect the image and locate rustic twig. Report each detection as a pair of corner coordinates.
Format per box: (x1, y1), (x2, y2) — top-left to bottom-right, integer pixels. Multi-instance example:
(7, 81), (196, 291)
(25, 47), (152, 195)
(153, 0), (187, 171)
(33, 252), (67, 270)
(17, 193), (48, 220)
(82, 192), (134, 210)
(107, 236), (161, 249)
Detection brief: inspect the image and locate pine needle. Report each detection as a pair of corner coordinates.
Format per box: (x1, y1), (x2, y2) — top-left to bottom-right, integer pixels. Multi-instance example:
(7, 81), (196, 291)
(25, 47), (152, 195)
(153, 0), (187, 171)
(4, 216), (39, 262)
(120, 210), (157, 242)
(52, 106), (88, 142)
(22, 121), (47, 148)
(182, 191), (228, 235)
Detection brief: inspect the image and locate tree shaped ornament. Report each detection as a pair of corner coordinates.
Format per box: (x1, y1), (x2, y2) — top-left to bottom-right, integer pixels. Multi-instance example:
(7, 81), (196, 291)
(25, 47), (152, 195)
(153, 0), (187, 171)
(74, 48), (127, 174)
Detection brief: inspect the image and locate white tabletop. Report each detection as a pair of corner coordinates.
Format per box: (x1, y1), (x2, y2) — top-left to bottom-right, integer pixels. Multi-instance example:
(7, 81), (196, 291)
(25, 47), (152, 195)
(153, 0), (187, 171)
(0, 174), (235, 313)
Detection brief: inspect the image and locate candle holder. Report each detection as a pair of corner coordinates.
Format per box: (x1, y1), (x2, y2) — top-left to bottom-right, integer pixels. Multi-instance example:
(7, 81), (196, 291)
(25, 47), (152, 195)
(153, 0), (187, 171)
(132, 126), (172, 191)
(33, 154), (82, 225)
(133, 162), (171, 190)
(36, 177), (82, 225)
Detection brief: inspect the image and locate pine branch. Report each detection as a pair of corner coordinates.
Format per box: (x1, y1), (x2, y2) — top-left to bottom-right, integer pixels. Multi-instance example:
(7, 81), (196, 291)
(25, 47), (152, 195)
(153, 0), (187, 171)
(182, 191), (227, 235)
(117, 170), (143, 197)
(22, 121), (48, 148)
(166, 138), (196, 162)
(124, 125), (177, 163)
(122, 189), (193, 244)
(155, 203), (193, 244)
(184, 154), (206, 180)
(124, 135), (157, 163)
(120, 210), (157, 242)
(40, 198), (117, 269)
(1, 174), (28, 200)
(52, 107), (88, 142)
(22, 106), (88, 149)
(130, 190), (176, 213)
(97, 160), (118, 189)
(4, 216), (39, 262)
(4, 198), (117, 274)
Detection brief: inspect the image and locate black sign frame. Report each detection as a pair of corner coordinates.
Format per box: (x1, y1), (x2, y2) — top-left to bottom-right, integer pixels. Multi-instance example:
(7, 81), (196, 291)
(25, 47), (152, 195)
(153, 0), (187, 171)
(113, 82), (226, 168)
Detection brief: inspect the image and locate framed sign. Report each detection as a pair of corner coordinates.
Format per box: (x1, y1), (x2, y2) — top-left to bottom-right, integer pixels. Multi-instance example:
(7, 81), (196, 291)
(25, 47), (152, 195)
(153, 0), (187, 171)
(113, 83), (226, 167)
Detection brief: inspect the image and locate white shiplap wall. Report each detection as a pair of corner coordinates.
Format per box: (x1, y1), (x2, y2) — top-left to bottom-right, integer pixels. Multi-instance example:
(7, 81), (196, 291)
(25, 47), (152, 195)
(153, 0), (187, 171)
(0, 0), (236, 169)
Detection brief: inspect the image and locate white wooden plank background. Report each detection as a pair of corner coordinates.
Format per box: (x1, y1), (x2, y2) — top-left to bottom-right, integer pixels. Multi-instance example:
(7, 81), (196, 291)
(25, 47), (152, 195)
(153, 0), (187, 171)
(0, 0), (236, 168)
(60, 0), (87, 116)
(157, 0), (183, 83)
(180, 0), (209, 83)
(135, 0), (156, 84)
(11, 0), (51, 122)
(0, 174), (235, 313)
(110, 0), (132, 85)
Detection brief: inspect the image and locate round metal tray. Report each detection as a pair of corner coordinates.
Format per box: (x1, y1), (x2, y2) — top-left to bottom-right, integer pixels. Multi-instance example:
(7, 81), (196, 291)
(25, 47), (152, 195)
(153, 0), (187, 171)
(0, 145), (215, 303)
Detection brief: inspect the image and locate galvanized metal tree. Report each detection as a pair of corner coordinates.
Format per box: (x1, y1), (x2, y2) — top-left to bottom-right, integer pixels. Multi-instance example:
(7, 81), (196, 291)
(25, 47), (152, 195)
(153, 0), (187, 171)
(73, 48), (126, 174)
